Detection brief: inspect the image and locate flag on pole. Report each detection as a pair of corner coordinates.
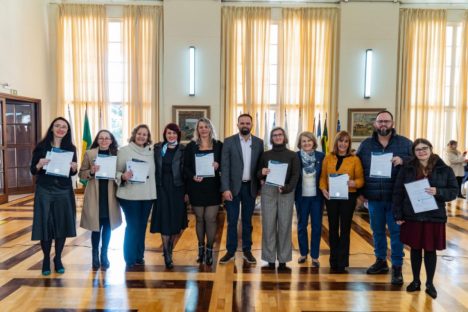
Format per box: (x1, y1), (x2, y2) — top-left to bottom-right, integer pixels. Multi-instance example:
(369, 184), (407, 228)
(321, 114), (329, 154)
(337, 118), (341, 132)
(316, 114), (322, 152)
(264, 111), (269, 150)
(255, 112), (260, 136)
(80, 109), (92, 186)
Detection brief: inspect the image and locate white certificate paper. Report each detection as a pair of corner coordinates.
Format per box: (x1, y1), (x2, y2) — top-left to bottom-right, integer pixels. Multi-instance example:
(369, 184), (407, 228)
(370, 152), (393, 178)
(404, 179), (438, 213)
(95, 154), (117, 179)
(126, 159), (150, 183)
(329, 174), (349, 200)
(266, 160), (288, 187)
(45, 148), (74, 177)
(195, 153), (215, 177)
(42, 151), (52, 170)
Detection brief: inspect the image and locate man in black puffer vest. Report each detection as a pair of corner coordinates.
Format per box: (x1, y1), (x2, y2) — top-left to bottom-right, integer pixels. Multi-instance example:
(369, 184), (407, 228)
(356, 111), (412, 285)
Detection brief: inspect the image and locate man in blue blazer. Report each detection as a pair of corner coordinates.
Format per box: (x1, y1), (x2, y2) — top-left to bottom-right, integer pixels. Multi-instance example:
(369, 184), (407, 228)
(219, 114), (264, 264)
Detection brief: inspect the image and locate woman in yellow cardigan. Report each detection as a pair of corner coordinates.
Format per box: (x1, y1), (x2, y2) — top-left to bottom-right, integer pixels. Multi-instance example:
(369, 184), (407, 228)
(320, 131), (364, 273)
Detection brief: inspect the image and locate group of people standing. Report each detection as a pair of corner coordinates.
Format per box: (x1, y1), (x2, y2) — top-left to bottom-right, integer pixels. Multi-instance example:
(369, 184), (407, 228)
(30, 110), (459, 300)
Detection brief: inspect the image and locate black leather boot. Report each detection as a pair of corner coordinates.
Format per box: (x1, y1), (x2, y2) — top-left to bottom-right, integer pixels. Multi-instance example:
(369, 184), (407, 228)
(197, 243), (205, 264)
(92, 247), (100, 270)
(205, 247), (213, 266)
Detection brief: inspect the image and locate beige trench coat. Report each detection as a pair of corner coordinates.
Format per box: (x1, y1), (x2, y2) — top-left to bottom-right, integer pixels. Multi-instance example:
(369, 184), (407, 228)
(79, 148), (122, 231)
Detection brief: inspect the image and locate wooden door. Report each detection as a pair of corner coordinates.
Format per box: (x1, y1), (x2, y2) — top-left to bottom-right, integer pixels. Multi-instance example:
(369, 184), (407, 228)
(5, 100), (38, 194)
(0, 98), (7, 204)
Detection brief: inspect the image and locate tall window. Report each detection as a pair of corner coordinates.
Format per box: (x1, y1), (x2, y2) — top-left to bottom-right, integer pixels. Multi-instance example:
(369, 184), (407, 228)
(444, 22), (464, 144)
(108, 19), (125, 145)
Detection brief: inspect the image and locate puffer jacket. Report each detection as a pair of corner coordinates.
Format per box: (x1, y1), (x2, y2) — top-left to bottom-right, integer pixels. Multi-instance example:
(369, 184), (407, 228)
(356, 129), (412, 201)
(392, 156), (458, 223)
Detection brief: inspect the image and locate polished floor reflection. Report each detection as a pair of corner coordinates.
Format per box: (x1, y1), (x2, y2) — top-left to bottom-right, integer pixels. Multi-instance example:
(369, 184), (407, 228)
(0, 195), (467, 311)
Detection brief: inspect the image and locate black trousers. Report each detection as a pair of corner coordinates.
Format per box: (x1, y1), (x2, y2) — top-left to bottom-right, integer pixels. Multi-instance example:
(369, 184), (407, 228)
(325, 193), (357, 269)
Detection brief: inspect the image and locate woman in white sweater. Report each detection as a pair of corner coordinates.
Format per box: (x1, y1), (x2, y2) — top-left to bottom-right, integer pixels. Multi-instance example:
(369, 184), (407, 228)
(116, 124), (157, 268)
(444, 140), (468, 198)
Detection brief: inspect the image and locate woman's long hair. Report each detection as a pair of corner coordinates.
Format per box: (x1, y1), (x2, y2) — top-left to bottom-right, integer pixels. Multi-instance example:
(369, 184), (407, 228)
(38, 117), (75, 150)
(410, 138), (439, 176)
(90, 130), (119, 155)
(194, 117), (217, 145)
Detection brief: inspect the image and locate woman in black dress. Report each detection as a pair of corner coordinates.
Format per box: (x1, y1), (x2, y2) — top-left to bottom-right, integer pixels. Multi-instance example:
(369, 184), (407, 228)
(30, 117), (78, 275)
(393, 138), (458, 299)
(184, 118), (223, 265)
(150, 123), (187, 269)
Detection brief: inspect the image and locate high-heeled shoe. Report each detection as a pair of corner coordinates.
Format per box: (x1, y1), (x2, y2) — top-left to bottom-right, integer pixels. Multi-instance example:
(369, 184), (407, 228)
(53, 257), (65, 274)
(163, 247), (173, 269)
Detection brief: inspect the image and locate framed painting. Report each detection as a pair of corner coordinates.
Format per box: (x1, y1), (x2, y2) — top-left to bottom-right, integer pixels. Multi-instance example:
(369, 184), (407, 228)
(172, 105), (210, 143)
(347, 108), (385, 142)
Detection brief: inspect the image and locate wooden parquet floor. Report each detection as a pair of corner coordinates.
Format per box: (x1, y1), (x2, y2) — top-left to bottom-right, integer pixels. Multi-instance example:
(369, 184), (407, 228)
(0, 195), (467, 311)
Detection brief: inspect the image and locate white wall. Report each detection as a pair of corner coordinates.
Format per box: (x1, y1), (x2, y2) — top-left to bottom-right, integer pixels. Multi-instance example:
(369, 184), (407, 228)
(0, 0), (53, 129)
(162, 0), (221, 136)
(338, 3), (400, 136)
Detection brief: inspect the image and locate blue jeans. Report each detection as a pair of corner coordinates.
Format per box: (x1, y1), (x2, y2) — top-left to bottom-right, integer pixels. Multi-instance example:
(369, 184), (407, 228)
(295, 196), (323, 259)
(368, 200), (404, 266)
(225, 182), (256, 254)
(119, 198), (153, 266)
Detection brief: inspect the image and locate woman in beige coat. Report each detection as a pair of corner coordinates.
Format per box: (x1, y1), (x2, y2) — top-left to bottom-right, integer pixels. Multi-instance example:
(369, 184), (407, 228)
(444, 140), (468, 198)
(79, 130), (122, 270)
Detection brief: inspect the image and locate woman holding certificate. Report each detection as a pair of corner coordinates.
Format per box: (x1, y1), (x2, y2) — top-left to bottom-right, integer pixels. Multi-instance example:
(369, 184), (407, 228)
(393, 138), (458, 299)
(79, 130), (122, 270)
(150, 123), (187, 269)
(294, 131), (325, 266)
(116, 124), (156, 268)
(257, 127), (300, 270)
(184, 118), (222, 265)
(30, 117), (78, 276)
(319, 131), (364, 273)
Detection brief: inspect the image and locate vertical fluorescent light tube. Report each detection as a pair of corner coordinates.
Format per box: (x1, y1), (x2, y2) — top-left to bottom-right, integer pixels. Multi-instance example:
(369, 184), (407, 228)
(189, 46), (195, 96)
(364, 49), (373, 99)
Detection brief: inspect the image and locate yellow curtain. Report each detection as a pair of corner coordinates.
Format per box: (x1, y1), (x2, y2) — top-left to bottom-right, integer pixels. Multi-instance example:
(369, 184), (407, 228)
(221, 7), (271, 138)
(56, 4), (107, 161)
(396, 9), (446, 152)
(457, 11), (468, 151)
(123, 6), (162, 141)
(279, 8), (339, 147)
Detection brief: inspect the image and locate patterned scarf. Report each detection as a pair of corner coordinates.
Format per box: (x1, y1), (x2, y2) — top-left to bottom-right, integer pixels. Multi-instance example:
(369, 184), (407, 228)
(161, 141), (178, 156)
(300, 149), (316, 174)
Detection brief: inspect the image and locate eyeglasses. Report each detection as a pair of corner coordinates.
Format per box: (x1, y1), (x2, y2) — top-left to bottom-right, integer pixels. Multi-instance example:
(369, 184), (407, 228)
(272, 133), (284, 137)
(53, 124), (68, 130)
(375, 120), (392, 125)
(415, 146), (430, 152)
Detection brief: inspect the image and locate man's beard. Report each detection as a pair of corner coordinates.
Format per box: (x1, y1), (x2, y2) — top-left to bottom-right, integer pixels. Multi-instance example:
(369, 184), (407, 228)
(240, 128), (251, 135)
(376, 128), (391, 136)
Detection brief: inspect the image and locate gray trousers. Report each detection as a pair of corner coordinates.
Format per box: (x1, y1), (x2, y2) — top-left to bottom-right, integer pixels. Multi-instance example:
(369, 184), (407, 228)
(260, 184), (294, 263)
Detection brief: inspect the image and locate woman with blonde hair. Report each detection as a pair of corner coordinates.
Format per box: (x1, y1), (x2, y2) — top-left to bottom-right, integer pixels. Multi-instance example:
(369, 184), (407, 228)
(319, 131), (364, 273)
(184, 118), (223, 265)
(444, 140), (467, 198)
(295, 131), (325, 266)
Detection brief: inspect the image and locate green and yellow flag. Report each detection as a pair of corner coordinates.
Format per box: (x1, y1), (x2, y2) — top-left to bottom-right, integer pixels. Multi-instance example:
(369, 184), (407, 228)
(80, 109), (92, 186)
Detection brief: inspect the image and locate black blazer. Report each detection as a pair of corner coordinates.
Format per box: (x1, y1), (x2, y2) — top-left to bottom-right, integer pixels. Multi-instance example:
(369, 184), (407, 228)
(392, 156), (458, 223)
(220, 134), (264, 197)
(154, 143), (185, 188)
